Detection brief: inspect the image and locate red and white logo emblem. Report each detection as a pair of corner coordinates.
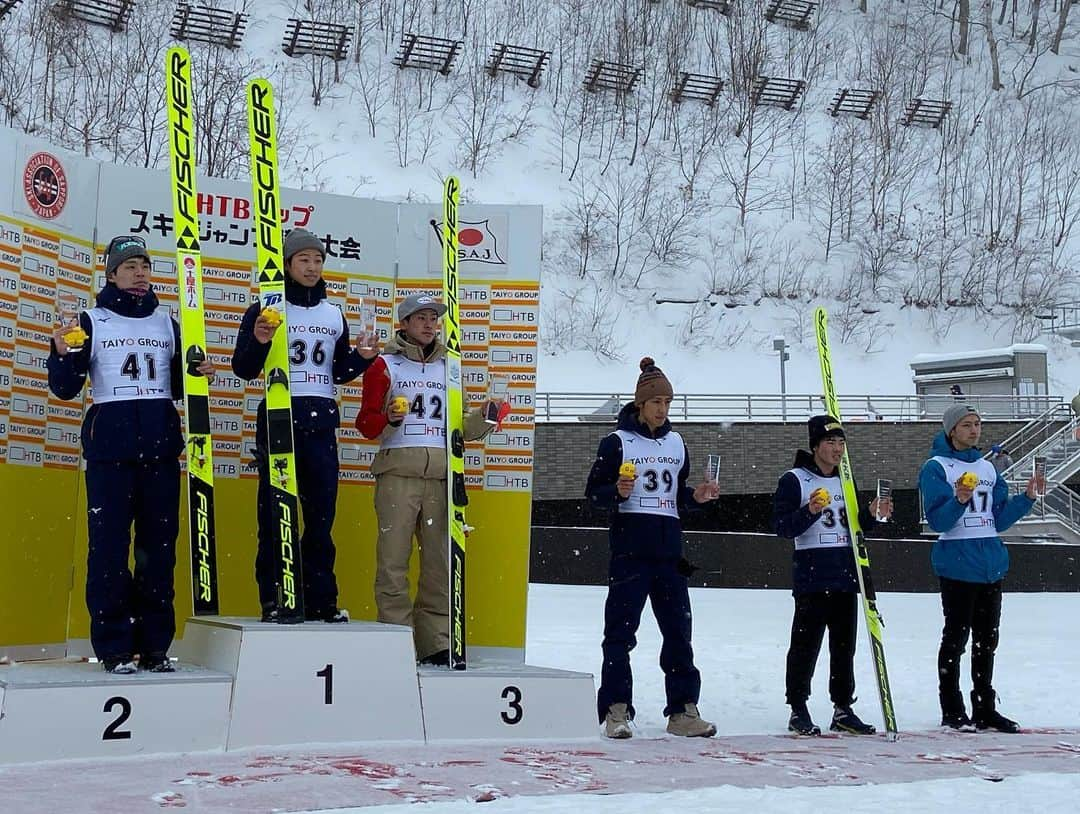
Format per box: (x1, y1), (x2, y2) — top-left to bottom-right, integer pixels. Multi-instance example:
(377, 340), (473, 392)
(183, 256), (199, 308)
(431, 218), (507, 266)
(23, 152), (68, 220)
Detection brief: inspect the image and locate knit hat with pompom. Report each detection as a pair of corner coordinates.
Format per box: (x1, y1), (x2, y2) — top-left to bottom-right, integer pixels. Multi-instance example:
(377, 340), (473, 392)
(634, 356), (674, 405)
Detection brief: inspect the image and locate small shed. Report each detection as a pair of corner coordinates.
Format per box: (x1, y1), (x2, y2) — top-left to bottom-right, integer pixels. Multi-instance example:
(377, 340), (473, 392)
(909, 344), (1049, 417)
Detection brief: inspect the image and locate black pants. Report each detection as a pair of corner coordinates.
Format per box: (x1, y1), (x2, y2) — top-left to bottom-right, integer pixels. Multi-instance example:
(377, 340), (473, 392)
(255, 426), (340, 617)
(785, 590), (857, 707)
(85, 458), (179, 660)
(938, 576), (1002, 715)
(596, 555), (701, 722)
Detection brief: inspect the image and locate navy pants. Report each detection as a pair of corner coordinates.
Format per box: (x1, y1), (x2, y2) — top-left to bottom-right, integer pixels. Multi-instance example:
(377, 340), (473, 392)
(938, 577), (1002, 715)
(255, 426), (340, 617)
(596, 555), (701, 723)
(785, 590), (857, 707)
(85, 458), (179, 660)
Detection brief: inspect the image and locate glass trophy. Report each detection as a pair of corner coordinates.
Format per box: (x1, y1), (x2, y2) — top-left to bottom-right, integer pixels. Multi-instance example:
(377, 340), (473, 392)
(1034, 457), (1047, 498)
(485, 373), (509, 424)
(875, 478), (893, 522)
(706, 454), (721, 483)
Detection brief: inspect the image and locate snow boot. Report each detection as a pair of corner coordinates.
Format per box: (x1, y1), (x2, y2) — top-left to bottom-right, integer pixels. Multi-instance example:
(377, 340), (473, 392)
(830, 704), (876, 735)
(941, 710), (976, 732)
(103, 656), (137, 675)
(604, 703), (632, 739)
(788, 704), (820, 736)
(666, 703), (717, 737)
(139, 652), (175, 673)
(419, 649), (450, 667)
(972, 691), (1020, 733)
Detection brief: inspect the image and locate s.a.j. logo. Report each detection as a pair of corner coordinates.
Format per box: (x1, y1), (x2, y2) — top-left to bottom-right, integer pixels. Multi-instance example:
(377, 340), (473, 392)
(23, 152), (68, 220)
(430, 218), (506, 265)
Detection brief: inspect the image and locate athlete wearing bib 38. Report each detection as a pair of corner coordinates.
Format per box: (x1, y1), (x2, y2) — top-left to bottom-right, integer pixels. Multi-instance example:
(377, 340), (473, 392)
(919, 404), (1041, 733)
(232, 228), (378, 623)
(772, 415), (891, 737)
(586, 357), (719, 740)
(47, 235), (216, 674)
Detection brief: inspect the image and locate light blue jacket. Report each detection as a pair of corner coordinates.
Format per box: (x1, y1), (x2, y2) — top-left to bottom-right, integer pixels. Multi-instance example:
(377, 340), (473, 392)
(919, 431), (1035, 583)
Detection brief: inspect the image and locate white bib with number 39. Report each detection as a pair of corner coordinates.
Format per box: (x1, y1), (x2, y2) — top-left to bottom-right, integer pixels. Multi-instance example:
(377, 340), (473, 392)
(615, 429), (685, 519)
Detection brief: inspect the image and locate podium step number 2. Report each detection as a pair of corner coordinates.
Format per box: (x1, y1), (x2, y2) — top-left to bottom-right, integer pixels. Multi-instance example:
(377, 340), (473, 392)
(0, 662), (231, 764)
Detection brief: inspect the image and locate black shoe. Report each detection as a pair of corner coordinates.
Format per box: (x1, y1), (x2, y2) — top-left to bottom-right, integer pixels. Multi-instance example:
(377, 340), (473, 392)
(788, 704), (820, 736)
(102, 656), (137, 674)
(419, 649), (450, 667)
(830, 705), (876, 735)
(941, 710), (976, 732)
(307, 607), (350, 623)
(973, 709), (1020, 733)
(261, 603), (304, 624)
(971, 690), (1020, 733)
(139, 653), (175, 673)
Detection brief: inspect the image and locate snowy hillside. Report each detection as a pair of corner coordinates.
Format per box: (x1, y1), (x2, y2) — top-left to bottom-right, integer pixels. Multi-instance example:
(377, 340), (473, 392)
(2, 0), (1079, 395)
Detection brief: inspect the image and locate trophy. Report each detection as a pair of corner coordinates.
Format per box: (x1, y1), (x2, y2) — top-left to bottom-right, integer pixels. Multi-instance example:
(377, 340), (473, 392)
(706, 454), (721, 483)
(55, 290), (86, 349)
(876, 478), (893, 522)
(485, 373), (509, 424)
(1034, 456), (1047, 498)
(357, 300), (378, 350)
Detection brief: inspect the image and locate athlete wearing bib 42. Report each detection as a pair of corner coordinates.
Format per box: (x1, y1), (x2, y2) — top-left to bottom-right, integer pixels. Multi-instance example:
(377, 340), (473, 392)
(47, 235), (216, 674)
(356, 293), (496, 666)
(232, 228), (378, 623)
(772, 415), (891, 736)
(919, 404), (1041, 733)
(586, 358), (720, 740)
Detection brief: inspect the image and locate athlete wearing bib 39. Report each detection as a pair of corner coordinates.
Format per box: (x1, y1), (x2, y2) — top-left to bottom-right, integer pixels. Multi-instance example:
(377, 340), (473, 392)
(772, 415), (891, 736)
(232, 228), (378, 623)
(47, 235), (216, 674)
(919, 404), (1041, 733)
(356, 293), (496, 667)
(586, 357), (719, 740)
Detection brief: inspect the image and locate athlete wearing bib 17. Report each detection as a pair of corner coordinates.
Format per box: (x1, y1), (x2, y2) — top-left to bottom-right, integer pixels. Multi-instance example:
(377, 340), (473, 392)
(772, 415), (890, 737)
(919, 403), (1041, 733)
(586, 357), (720, 740)
(47, 235), (216, 675)
(232, 228), (378, 623)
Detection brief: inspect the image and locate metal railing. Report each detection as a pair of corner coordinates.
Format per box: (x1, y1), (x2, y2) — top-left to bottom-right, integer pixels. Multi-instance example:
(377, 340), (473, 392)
(535, 392), (1063, 423)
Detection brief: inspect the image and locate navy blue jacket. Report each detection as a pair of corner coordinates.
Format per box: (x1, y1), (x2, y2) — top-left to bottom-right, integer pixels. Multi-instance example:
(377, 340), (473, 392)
(919, 431), (1034, 583)
(231, 276), (370, 434)
(772, 449), (878, 595)
(585, 403), (700, 560)
(46, 284), (184, 462)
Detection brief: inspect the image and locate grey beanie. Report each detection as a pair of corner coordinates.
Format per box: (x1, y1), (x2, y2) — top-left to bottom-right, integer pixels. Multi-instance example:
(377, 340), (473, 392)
(943, 403), (979, 434)
(104, 235), (151, 277)
(283, 228), (325, 262)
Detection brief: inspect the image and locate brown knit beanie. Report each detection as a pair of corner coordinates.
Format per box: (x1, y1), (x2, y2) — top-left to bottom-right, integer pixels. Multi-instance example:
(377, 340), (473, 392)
(634, 356), (674, 405)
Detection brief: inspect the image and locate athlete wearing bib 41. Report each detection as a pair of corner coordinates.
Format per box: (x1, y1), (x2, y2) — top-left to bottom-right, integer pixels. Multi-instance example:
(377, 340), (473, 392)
(47, 235), (216, 675)
(586, 357), (720, 740)
(232, 228), (378, 624)
(772, 415), (891, 737)
(919, 403), (1041, 733)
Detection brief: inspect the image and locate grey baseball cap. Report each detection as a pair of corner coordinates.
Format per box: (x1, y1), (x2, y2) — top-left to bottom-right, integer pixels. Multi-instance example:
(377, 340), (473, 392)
(943, 403), (980, 433)
(397, 293), (447, 321)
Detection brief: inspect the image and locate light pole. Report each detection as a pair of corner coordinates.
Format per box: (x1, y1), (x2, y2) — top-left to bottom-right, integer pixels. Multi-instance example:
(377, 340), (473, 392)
(773, 336), (789, 422)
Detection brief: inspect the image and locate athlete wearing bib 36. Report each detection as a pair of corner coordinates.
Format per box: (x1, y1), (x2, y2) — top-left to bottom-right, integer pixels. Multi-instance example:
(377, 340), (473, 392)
(772, 415), (891, 736)
(47, 235), (216, 674)
(232, 228), (378, 623)
(357, 293), (496, 667)
(586, 357), (719, 740)
(919, 404), (1041, 733)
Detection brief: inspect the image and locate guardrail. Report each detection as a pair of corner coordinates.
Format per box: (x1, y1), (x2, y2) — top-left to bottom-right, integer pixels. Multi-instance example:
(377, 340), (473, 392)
(534, 392), (1064, 423)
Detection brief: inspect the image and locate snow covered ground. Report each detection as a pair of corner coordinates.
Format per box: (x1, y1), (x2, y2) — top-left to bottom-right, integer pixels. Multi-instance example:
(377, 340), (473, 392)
(3, 584), (1079, 812)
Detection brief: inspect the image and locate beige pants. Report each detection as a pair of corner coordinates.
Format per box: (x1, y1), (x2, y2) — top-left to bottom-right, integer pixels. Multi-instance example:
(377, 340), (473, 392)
(373, 473), (449, 659)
